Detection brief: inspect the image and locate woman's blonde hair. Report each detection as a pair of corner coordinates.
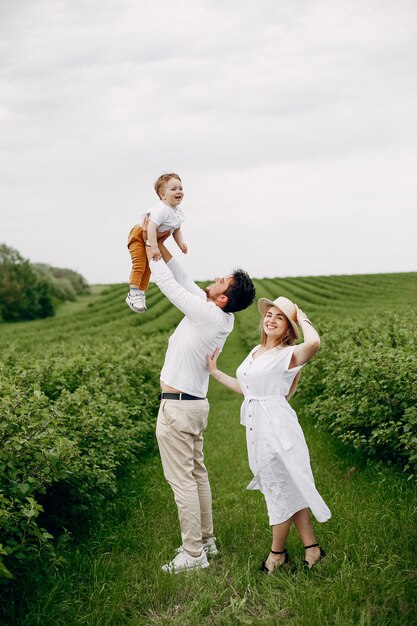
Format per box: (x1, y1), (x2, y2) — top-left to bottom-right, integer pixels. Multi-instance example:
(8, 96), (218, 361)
(154, 172), (182, 199)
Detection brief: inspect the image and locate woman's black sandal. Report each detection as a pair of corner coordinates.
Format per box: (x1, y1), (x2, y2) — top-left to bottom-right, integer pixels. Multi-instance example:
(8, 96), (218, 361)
(260, 549), (289, 574)
(303, 543), (325, 569)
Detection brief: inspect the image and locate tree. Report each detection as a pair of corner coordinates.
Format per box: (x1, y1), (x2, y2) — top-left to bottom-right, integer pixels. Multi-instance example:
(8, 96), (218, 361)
(0, 244), (51, 321)
(0, 244), (90, 323)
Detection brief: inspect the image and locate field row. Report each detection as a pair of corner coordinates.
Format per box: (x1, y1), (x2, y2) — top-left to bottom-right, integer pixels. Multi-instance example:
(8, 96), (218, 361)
(1, 271), (416, 583)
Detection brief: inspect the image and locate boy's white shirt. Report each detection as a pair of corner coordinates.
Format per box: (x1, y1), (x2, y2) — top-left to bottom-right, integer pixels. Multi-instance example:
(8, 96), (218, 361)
(141, 201), (185, 233)
(150, 257), (234, 398)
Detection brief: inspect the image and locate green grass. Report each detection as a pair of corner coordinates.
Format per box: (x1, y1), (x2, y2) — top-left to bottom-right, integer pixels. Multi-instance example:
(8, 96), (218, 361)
(1, 272), (416, 625)
(3, 324), (417, 625)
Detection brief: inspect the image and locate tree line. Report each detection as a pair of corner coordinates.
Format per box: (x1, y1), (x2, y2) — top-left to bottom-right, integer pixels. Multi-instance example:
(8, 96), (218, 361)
(0, 244), (90, 322)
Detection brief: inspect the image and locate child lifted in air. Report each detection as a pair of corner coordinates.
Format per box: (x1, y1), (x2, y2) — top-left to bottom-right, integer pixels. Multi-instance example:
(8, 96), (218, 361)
(125, 172), (187, 313)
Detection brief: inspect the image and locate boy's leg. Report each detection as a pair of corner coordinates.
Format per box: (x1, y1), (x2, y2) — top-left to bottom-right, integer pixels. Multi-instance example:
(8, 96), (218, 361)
(127, 226), (148, 287)
(139, 262), (151, 292)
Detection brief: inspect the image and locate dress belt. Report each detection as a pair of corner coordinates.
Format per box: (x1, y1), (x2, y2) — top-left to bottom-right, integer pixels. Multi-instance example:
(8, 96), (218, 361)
(158, 392), (205, 401)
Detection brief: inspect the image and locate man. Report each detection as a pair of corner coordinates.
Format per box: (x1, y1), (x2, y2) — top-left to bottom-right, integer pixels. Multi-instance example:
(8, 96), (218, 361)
(144, 229), (255, 573)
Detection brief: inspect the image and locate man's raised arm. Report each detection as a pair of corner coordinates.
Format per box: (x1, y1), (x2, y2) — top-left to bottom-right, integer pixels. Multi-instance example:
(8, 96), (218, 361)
(142, 214), (204, 298)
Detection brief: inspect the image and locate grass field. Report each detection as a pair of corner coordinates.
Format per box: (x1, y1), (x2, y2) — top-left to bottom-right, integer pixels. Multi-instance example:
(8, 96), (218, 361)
(1, 272), (416, 625)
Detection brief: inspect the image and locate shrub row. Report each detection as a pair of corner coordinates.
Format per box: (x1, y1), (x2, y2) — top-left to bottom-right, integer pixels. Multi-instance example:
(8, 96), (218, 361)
(0, 337), (165, 581)
(299, 313), (417, 477)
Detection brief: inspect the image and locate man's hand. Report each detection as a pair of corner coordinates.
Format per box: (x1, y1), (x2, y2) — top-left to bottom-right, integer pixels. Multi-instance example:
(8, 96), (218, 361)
(142, 214), (151, 239)
(141, 214), (170, 244)
(151, 246), (161, 261)
(157, 229), (171, 244)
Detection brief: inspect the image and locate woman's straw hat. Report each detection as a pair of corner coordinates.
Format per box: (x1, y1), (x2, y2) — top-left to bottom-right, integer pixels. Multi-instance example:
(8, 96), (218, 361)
(257, 296), (300, 339)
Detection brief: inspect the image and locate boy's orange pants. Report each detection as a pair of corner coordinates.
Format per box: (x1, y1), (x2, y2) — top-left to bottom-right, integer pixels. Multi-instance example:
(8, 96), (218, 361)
(127, 225), (151, 290)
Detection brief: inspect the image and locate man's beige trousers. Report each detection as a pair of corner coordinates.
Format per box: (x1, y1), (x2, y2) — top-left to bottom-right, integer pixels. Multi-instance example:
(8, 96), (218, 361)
(156, 399), (213, 557)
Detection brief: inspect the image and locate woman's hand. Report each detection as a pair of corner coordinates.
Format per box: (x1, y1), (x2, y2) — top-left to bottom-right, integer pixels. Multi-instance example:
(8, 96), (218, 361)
(207, 347), (220, 374)
(180, 242), (188, 254)
(296, 304), (310, 325)
(207, 348), (243, 394)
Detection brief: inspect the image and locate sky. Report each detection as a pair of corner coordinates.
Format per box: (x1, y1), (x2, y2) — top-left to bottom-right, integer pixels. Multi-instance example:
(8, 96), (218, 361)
(1, 0), (416, 284)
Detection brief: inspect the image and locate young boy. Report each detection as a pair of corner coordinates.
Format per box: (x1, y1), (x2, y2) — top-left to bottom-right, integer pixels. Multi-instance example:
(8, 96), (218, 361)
(125, 173), (187, 312)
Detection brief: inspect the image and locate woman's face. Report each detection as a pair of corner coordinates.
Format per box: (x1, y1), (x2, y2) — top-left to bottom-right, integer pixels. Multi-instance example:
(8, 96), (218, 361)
(263, 306), (289, 339)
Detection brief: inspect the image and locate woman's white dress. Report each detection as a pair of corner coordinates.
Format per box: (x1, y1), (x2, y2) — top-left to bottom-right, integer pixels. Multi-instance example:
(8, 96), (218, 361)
(236, 345), (331, 525)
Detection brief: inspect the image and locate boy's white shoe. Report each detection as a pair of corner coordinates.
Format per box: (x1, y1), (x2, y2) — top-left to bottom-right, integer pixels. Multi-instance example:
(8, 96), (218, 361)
(125, 291), (147, 313)
(161, 550), (209, 574)
(175, 537), (218, 557)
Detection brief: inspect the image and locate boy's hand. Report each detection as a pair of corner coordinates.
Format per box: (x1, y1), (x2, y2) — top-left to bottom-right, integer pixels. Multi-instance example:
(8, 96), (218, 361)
(180, 243), (188, 254)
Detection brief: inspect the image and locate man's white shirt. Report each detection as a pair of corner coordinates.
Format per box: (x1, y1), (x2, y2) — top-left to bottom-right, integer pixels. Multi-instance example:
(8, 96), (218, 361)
(149, 257), (234, 397)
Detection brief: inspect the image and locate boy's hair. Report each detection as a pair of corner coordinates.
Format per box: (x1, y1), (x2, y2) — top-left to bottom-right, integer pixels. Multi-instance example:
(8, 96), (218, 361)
(222, 269), (256, 313)
(154, 172), (182, 199)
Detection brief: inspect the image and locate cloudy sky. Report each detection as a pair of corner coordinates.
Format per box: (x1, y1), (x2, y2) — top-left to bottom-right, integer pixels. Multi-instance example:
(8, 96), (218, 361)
(1, 0), (416, 284)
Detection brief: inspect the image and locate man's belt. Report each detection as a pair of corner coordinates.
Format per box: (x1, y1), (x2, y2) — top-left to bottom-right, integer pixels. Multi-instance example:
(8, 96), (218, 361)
(158, 392), (206, 401)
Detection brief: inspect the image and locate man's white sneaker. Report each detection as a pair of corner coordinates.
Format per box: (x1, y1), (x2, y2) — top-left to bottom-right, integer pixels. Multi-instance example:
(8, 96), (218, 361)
(161, 550), (209, 574)
(175, 537), (218, 557)
(125, 291), (147, 313)
(203, 537), (218, 556)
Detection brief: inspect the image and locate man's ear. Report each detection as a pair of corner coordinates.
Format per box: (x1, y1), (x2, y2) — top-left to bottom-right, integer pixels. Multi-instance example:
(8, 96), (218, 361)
(216, 294), (228, 309)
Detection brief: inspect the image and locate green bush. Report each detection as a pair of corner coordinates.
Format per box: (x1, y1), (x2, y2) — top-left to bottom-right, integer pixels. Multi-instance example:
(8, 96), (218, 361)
(0, 339), (163, 580)
(0, 244), (90, 322)
(300, 313), (417, 477)
(0, 245), (55, 322)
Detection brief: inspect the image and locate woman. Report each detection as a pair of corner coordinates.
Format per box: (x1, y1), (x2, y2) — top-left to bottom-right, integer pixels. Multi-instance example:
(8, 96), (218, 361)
(208, 296), (331, 573)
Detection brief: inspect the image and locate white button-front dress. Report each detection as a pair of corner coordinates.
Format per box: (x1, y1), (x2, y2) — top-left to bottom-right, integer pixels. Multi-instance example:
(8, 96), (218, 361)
(236, 344), (331, 525)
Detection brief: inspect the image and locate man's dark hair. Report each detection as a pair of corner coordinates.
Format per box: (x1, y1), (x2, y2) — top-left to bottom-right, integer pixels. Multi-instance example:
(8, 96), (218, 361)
(223, 269), (256, 313)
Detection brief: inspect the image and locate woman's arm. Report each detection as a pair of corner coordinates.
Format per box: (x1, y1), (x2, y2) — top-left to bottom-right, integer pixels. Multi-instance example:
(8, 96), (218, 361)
(207, 348), (243, 395)
(289, 306), (321, 368)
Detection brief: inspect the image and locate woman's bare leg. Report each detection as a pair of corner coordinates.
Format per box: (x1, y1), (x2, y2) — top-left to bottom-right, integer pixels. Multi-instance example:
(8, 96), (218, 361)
(264, 518), (292, 572)
(292, 508), (321, 565)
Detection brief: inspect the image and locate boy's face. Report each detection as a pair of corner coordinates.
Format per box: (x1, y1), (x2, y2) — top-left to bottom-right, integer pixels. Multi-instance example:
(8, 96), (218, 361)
(160, 177), (184, 208)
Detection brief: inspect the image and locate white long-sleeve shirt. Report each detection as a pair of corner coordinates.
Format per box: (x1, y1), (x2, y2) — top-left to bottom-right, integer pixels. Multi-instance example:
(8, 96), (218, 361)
(150, 257), (234, 397)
